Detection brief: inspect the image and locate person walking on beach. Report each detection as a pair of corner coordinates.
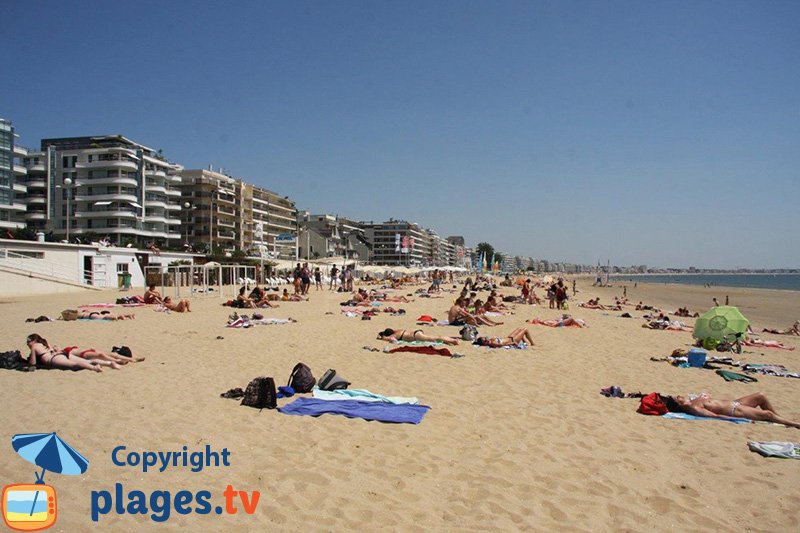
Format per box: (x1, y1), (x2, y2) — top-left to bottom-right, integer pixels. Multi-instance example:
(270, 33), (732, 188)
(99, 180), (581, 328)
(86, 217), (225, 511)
(572, 279), (577, 296)
(314, 267), (322, 291)
(329, 265), (339, 290)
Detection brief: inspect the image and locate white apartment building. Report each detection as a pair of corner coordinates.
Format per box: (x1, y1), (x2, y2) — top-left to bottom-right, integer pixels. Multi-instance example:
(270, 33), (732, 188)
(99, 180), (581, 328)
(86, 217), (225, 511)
(34, 135), (183, 245)
(0, 118), (28, 230)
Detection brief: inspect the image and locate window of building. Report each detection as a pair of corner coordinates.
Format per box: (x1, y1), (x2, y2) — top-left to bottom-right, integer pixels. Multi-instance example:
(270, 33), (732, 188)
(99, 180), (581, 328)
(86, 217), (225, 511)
(117, 263), (129, 273)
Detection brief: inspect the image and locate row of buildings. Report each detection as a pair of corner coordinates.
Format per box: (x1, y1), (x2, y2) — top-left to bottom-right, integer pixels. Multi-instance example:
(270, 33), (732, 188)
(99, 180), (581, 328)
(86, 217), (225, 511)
(0, 118), (471, 267)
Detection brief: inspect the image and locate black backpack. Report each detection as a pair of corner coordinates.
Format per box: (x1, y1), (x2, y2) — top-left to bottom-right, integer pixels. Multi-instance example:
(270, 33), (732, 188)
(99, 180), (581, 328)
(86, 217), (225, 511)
(0, 350), (27, 371)
(240, 377), (277, 409)
(288, 363), (316, 393)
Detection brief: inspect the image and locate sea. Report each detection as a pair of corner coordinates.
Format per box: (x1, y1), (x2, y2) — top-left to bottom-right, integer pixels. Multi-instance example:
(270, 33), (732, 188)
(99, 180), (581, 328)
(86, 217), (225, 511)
(609, 274), (800, 292)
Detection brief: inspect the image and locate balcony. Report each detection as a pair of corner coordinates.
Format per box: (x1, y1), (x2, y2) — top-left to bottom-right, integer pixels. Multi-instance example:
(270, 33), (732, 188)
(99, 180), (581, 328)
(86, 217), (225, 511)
(145, 214), (169, 224)
(167, 218), (182, 226)
(217, 219), (235, 229)
(166, 188), (181, 196)
(75, 193), (138, 203)
(13, 182), (27, 193)
(86, 176), (139, 187)
(216, 206), (236, 216)
(26, 196), (46, 205)
(78, 159), (138, 171)
(166, 203), (181, 211)
(216, 230), (236, 240)
(27, 163), (45, 172)
(25, 178), (46, 189)
(13, 145), (28, 157)
(77, 210), (138, 219)
(13, 164), (27, 176)
(145, 183), (167, 194)
(145, 199), (168, 209)
(25, 212), (47, 220)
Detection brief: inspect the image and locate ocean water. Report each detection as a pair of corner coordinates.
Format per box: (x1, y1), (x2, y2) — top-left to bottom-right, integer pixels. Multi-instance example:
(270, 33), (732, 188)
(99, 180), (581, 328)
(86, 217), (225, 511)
(609, 274), (800, 291)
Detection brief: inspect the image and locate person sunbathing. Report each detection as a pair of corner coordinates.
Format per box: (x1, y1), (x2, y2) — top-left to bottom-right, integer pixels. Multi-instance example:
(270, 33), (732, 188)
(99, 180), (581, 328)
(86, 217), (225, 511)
(377, 328), (460, 345)
(580, 298), (607, 310)
(742, 336), (795, 351)
(448, 298), (503, 327)
(144, 284), (163, 304)
(370, 290), (412, 303)
(281, 289), (306, 302)
(528, 315), (587, 328)
(474, 328), (534, 347)
(762, 321), (800, 336)
(25, 334), (120, 372)
(76, 310), (135, 320)
(63, 346), (144, 364)
(236, 286), (257, 308)
(665, 392), (800, 428)
(162, 296), (191, 312)
(642, 319), (691, 331)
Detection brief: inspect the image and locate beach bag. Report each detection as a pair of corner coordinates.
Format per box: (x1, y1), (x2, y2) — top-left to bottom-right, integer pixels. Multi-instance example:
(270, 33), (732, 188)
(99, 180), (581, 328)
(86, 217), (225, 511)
(637, 393), (668, 416)
(241, 377), (277, 409)
(0, 350), (26, 371)
(459, 325), (478, 342)
(61, 309), (78, 321)
(288, 363), (316, 393)
(318, 369), (350, 391)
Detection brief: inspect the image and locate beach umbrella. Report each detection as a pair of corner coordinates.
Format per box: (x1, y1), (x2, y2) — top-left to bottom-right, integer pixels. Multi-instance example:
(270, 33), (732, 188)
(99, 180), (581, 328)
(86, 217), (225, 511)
(12, 432), (89, 483)
(693, 306), (750, 341)
(11, 433), (89, 517)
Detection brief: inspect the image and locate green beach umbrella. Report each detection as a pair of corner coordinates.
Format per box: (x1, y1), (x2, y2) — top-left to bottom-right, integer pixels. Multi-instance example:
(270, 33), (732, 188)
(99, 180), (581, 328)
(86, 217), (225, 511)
(693, 306), (749, 342)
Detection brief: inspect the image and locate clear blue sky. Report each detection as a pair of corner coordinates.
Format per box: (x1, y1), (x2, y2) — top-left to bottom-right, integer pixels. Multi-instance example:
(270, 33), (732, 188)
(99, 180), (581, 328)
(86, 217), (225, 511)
(3, 1), (799, 268)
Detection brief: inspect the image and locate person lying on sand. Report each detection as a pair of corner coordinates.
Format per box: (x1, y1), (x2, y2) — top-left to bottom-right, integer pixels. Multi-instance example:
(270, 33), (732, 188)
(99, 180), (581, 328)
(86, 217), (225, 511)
(162, 296), (191, 312)
(73, 309), (135, 320)
(665, 392), (800, 428)
(25, 333), (120, 372)
(642, 319), (691, 331)
(673, 306), (700, 318)
(448, 297), (503, 327)
(762, 321), (800, 336)
(743, 336), (795, 351)
(63, 346), (144, 364)
(474, 327), (534, 347)
(249, 286), (279, 308)
(369, 290), (412, 303)
(377, 328), (460, 345)
(528, 315), (587, 328)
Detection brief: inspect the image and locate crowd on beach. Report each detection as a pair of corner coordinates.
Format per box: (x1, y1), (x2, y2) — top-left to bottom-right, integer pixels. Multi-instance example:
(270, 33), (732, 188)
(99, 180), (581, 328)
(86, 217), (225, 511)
(9, 265), (800, 429)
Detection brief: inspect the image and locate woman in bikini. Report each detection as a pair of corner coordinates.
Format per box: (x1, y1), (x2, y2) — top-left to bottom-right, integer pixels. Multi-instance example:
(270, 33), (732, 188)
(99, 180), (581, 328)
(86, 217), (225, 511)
(528, 315), (588, 328)
(75, 310), (136, 320)
(25, 334), (120, 372)
(62, 346), (144, 364)
(474, 327), (534, 347)
(742, 336), (796, 350)
(377, 328), (460, 345)
(162, 296), (192, 312)
(762, 321), (800, 336)
(666, 392), (800, 428)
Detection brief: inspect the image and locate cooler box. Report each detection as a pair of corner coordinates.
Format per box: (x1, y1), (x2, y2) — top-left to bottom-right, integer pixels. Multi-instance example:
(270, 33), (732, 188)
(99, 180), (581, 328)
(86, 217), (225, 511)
(687, 348), (707, 368)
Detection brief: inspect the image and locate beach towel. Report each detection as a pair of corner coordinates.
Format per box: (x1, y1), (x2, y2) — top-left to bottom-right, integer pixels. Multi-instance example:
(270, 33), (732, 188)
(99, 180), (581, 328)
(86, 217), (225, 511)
(662, 412), (752, 424)
(388, 346), (453, 357)
(716, 370), (758, 383)
(747, 441), (800, 459)
(312, 387), (419, 405)
(278, 398), (430, 424)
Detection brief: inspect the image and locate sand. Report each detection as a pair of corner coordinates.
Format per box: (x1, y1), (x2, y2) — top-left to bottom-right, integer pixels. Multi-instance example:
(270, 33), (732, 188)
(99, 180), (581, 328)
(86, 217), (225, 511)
(0, 279), (798, 532)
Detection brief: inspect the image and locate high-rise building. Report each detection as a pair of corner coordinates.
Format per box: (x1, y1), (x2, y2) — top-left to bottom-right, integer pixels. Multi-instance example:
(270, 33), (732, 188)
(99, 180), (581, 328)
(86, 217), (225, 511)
(242, 182), (297, 259)
(363, 220), (430, 266)
(180, 168), (297, 258)
(297, 213), (368, 260)
(0, 118), (28, 230)
(34, 135), (183, 244)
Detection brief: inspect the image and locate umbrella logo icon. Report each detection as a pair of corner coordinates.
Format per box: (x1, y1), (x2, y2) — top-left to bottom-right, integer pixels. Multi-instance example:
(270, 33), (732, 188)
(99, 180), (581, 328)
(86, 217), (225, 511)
(2, 432), (89, 532)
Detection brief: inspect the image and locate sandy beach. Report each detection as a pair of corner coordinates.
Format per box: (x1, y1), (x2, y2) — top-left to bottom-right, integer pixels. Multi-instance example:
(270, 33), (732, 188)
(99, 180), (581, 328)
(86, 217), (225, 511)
(1, 278), (798, 531)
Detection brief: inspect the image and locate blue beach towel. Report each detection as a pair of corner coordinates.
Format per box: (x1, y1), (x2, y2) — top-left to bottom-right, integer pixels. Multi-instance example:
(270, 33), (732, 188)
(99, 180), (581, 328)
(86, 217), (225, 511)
(278, 398), (430, 424)
(662, 412), (752, 424)
(312, 387), (419, 405)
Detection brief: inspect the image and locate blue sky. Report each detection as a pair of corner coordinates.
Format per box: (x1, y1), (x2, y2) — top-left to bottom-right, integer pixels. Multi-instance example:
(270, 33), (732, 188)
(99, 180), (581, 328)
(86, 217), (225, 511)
(3, 1), (799, 268)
